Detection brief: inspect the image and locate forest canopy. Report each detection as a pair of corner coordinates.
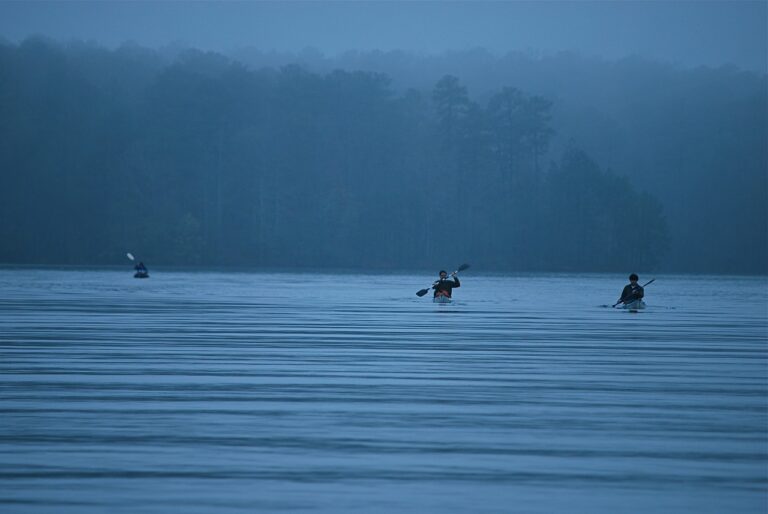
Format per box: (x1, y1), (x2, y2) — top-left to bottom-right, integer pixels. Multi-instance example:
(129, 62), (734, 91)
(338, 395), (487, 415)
(1, 39), (764, 273)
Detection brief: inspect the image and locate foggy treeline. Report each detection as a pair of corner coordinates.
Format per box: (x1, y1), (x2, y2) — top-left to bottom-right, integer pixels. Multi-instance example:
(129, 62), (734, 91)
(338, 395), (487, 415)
(0, 39), (765, 273)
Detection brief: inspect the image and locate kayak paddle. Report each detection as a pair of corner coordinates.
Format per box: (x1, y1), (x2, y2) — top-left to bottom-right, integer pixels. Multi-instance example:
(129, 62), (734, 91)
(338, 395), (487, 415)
(416, 263), (470, 297)
(613, 278), (655, 307)
(126, 252), (135, 261)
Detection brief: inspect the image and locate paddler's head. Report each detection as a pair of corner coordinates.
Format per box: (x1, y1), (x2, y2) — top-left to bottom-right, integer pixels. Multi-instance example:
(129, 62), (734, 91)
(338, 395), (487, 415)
(439, 270), (448, 279)
(629, 273), (638, 283)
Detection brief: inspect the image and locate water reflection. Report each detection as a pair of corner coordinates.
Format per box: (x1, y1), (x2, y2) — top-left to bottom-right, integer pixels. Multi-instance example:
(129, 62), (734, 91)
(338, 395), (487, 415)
(0, 270), (766, 513)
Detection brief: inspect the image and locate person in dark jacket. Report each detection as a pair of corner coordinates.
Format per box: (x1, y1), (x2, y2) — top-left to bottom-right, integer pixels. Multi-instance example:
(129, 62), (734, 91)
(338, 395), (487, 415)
(134, 262), (149, 277)
(433, 270), (460, 299)
(617, 273), (644, 305)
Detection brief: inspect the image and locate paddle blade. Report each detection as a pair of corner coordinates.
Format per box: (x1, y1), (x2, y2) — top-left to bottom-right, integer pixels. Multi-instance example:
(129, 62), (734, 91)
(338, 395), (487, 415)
(457, 263), (470, 272)
(126, 252), (135, 261)
(416, 288), (430, 297)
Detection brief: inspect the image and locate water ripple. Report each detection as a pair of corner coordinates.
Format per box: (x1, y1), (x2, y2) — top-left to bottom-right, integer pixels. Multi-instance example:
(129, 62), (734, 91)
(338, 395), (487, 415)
(0, 270), (766, 513)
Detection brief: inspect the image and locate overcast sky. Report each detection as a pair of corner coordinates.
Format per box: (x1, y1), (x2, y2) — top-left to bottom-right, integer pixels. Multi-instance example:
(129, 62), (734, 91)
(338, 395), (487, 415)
(0, 1), (765, 72)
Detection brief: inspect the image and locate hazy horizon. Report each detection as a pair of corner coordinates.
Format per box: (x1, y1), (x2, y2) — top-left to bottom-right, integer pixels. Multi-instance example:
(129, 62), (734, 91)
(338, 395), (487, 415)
(0, 1), (766, 73)
(0, 1), (765, 273)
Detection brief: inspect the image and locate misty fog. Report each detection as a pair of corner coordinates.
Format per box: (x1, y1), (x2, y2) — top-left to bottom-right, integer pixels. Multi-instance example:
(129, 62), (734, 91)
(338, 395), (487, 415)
(0, 2), (765, 273)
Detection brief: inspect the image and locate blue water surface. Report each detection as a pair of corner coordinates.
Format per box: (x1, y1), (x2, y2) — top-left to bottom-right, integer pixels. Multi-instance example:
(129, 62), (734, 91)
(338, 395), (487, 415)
(1, 269), (766, 513)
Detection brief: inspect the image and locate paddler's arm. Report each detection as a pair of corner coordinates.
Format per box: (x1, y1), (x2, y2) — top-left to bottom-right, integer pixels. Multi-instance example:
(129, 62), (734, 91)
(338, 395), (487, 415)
(617, 285), (631, 303)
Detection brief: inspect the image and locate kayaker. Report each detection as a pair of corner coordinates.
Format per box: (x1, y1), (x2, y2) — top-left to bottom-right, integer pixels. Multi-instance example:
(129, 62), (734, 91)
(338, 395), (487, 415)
(617, 273), (644, 305)
(433, 270), (460, 299)
(134, 262), (148, 276)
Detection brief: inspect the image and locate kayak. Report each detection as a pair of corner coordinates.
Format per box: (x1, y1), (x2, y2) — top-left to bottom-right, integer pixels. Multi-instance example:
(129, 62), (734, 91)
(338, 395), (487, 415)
(433, 295), (452, 304)
(134, 272), (149, 279)
(622, 299), (645, 310)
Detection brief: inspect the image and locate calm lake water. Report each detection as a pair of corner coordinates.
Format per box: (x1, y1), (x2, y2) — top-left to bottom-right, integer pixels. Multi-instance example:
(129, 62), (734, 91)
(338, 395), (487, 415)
(1, 269), (766, 513)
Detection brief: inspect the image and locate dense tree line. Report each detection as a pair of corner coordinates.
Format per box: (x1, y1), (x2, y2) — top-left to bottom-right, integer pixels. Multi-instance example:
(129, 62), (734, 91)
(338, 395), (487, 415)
(1, 38), (675, 271)
(236, 47), (768, 274)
